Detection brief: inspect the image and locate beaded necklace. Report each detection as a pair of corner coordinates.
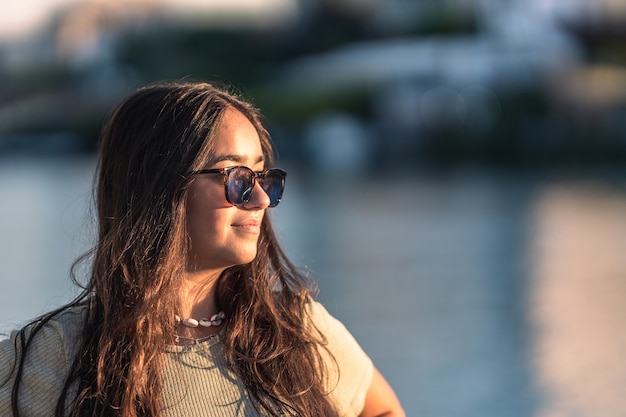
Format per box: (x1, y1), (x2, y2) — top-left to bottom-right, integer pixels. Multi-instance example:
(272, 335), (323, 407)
(174, 311), (226, 345)
(175, 311), (226, 328)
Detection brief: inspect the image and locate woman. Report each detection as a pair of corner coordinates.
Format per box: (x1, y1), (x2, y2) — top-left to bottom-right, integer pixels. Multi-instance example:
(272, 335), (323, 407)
(0, 81), (404, 416)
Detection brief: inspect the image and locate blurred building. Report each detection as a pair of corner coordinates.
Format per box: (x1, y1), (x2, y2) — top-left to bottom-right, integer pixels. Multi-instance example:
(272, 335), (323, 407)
(1, 0), (626, 163)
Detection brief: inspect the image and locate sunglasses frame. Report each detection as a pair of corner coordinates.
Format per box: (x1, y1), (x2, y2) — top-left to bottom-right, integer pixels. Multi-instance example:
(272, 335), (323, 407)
(194, 165), (286, 208)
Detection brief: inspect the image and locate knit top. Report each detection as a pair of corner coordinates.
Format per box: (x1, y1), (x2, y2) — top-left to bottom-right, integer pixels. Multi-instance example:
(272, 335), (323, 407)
(0, 301), (373, 416)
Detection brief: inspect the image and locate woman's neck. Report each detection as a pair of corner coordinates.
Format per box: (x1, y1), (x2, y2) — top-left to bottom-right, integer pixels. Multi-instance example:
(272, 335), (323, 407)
(174, 269), (225, 342)
(178, 269), (222, 319)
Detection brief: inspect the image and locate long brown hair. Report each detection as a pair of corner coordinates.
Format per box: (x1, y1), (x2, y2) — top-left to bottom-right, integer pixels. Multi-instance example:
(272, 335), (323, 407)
(11, 81), (338, 416)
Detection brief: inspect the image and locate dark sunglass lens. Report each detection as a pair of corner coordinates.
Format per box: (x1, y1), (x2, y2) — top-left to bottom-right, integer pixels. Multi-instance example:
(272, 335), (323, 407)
(227, 167), (254, 205)
(263, 170), (286, 207)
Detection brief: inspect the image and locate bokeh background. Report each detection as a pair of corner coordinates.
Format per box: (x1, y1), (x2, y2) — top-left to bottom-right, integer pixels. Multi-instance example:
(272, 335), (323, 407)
(2, 1), (626, 416)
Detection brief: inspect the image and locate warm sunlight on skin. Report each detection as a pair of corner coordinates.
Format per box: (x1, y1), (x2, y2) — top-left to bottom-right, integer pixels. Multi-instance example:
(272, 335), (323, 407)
(178, 107), (270, 338)
(360, 368), (406, 417)
(185, 108), (270, 278)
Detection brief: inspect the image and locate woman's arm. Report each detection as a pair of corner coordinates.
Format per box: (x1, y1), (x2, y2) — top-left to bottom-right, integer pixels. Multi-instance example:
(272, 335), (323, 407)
(359, 367), (405, 417)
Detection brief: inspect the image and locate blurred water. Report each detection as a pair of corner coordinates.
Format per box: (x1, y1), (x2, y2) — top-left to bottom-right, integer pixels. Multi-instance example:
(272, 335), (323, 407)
(0, 157), (94, 328)
(1, 157), (626, 417)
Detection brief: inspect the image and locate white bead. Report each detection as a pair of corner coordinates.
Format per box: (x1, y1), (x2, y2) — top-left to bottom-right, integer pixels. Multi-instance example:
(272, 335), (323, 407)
(182, 318), (199, 327)
(211, 313), (225, 326)
(174, 311), (225, 329)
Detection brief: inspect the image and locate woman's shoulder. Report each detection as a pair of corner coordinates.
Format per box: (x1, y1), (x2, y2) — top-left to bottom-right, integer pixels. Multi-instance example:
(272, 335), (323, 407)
(0, 304), (87, 416)
(304, 298), (328, 321)
(303, 298), (363, 352)
(304, 298), (374, 416)
(304, 298), (352, 338)
(1, 304), (87, 370)
(19, 304), (87, 345)
(41, 304), (87, 334)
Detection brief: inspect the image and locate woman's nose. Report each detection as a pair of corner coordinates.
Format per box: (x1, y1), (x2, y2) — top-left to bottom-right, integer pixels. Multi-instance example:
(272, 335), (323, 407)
(243, 180), (270, 209)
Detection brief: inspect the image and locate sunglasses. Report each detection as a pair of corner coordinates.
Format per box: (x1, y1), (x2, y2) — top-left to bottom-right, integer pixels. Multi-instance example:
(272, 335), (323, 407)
(194, 166), (286, 208)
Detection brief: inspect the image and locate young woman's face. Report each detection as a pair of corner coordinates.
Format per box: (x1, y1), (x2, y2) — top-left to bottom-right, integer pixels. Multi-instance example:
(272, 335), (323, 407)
(185, 107), (271, 272)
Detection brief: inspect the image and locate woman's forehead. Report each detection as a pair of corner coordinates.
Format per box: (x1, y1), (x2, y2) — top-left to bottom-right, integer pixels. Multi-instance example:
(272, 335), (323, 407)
(209, 108), (264, 165)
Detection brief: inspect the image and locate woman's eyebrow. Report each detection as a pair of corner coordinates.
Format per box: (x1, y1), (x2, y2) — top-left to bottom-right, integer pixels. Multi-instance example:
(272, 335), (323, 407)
(212, 154), (265, 165)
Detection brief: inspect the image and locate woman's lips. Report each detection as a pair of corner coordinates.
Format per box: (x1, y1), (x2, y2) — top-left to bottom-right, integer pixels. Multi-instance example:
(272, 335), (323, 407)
(231, 220), (261, 233)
